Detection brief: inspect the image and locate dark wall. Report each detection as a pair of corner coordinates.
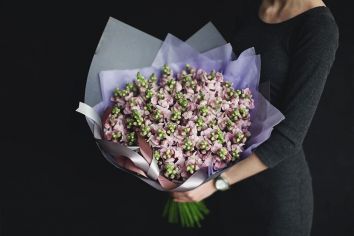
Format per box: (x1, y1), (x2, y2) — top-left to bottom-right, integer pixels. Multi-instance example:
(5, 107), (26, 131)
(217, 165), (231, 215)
(1, 1), (353, 235)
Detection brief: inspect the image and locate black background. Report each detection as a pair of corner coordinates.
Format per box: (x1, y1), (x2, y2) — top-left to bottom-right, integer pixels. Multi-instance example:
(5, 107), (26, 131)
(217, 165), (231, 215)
(1, 1), (353, 235)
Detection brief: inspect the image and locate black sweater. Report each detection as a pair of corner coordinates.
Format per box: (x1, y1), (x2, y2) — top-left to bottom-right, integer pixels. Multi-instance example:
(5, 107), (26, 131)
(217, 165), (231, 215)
(229, 6), (339, 168)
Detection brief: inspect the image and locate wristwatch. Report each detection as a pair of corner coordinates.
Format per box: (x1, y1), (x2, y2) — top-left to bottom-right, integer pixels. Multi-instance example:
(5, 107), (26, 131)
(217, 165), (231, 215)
(214, 173), (230, 191)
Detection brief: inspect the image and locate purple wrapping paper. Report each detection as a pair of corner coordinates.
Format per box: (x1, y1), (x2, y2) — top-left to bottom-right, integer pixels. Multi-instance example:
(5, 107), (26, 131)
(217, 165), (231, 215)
(96, 33), (285, 179)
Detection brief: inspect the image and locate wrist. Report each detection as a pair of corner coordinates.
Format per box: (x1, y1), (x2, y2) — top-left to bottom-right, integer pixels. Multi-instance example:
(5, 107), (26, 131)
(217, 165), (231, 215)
(214, 172), (230, 191)
(220, 172), (231, 185)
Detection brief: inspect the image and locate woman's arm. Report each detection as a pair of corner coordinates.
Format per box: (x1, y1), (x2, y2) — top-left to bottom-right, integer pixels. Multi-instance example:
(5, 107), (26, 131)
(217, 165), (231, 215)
(253, 13), (339, 168)
(172, 11), (339, 202)
(172, 153), (267, 202)
(221, 153), (267, 185)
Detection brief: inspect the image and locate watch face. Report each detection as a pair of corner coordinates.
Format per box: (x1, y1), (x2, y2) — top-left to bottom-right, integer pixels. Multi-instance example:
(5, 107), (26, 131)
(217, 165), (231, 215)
(216, 179), (228, 190)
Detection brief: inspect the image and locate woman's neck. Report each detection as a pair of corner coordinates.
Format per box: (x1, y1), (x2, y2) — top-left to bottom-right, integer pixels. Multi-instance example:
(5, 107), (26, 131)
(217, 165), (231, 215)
(259, 0), (326, 24)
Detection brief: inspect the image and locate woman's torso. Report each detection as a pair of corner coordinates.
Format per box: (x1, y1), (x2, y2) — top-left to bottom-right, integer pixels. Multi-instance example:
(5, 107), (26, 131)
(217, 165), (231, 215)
(230, 4), (331, 109)
(227, 3), (335, 184)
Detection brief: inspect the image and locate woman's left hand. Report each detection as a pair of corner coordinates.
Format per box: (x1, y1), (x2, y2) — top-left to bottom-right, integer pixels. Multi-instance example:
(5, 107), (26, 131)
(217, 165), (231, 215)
(171, 179), (217, 202)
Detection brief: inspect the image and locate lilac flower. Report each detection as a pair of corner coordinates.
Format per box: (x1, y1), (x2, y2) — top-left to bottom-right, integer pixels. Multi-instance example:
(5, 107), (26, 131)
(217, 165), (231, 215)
(103, 65), (255, 181)
(185, 153), (203, 174)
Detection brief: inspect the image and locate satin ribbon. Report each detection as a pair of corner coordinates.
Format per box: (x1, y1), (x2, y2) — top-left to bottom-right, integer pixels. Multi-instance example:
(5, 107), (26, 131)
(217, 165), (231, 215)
(76, 102), (209, 191)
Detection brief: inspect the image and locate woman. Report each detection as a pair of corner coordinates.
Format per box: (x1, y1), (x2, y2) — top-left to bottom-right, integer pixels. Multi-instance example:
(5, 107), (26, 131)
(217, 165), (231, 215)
(172, 0), (339, 235)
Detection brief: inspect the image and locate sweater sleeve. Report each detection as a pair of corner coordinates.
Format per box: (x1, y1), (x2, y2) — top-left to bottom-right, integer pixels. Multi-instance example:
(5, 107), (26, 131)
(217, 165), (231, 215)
(252, 14), (339, 168)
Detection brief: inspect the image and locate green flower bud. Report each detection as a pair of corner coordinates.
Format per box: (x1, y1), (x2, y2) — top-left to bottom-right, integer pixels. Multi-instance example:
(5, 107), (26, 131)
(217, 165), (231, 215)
(162, 149), (173, 159)
(144, 103), (153, 112)
(199, 106), (208, 116)
(225, 81), (232, 88)
(136, 72), (144, 80)
(175, 92), (183, 100)
(166, 79), (176, 89)
(131, 110), (143, 127)
(113, 88), (129, 97)
(198, 92), (205, 101)
(171, 109), (182, 122)
(112, 131), (122, 141)
(217, 147), (228, 160)
(211, 129), (225, 144)
(198, 140), (209, 150)
(181, 127), (190, 136)
(217, 129), (225, 144)
(183, 138), (193, 151)
(226, 119), (234, 131)
(231, 150), (240, 161)
(125, 83), (136, 93)
(227, 88), (235, 98)
(153, 110), (162, 122)
(183, 75), (192, 83)
(126, 118), (134, 129)
(186, 164), (195, 174)
(136, 72), (148, 88)
(196, 116), (205, 129)
(145, 89), (153, 100)
(178, 97), (188, 108)
(164, 163), (178, 179)
(127, 132), (137, 146)
(166, 123), (177, 135)
(113, 88), (120, 97)
(208, 70), (216, 80)
(182, 74), (196, 89)
(230, 108), (241, 122)
(140, 124), (151, 137)
(157, 128), (166, 140)
(240, 108), (249, 118)
(111, 106), (121, 115)
(149, 73), (157, 83)
(162, 64), (171, 76)
(233, 132), (246, 144)
(153, 151), (161, 161)
(157, 90), (165, 100)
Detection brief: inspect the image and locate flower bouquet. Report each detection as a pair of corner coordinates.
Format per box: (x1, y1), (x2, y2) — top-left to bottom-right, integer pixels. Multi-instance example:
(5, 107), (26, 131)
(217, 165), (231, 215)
(77, 18), (284, 227)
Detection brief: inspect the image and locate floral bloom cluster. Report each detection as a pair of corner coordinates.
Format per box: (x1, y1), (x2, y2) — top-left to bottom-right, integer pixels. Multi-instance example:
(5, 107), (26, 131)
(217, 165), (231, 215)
(103, 64), (254, 182)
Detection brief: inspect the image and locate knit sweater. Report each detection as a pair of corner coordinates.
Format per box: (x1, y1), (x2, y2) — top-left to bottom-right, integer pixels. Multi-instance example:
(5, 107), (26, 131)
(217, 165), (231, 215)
(229, 6), (339, 168)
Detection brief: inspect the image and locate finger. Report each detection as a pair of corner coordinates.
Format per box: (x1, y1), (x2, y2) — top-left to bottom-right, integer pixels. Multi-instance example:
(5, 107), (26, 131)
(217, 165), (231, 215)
(173, 199), (189, 203)
(172, 194), (193, 202)
(173, 197), (193, 203)
(171, 190), (192, 198)
(173, 194), (190, 201)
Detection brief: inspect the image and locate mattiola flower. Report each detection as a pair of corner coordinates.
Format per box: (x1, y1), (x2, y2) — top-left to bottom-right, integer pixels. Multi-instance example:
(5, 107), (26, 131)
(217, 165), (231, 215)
(103, 64), (254, 181)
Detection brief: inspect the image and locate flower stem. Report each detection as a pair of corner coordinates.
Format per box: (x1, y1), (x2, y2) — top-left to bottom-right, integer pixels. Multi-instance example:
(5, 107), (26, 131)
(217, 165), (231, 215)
(163, 197), (209, 228)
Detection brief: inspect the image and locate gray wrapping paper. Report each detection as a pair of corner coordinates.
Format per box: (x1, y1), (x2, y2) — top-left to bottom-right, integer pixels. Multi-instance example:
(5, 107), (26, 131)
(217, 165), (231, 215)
(78, 17), (284, 192)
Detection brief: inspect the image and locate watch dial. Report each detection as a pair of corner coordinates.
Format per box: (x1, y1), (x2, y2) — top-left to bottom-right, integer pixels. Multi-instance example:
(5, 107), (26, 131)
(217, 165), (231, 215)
(216, 179), (227, 190)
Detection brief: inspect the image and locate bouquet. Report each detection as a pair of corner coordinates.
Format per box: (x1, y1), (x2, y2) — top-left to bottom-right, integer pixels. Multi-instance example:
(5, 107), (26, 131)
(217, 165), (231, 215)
(77, 18), (284, 227)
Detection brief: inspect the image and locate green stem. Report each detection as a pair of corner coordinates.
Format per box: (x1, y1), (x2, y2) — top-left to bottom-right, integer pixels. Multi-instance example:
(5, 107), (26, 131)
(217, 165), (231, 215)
(163, 198), (209, 228)
(178, 202), (186, 227)
(182, 203), (195, 227)
(172, 200), (178, 224)
(168, 199), (175, 223)
(197, 201), (210, 215)
(189, 202), (204, 224)
(163, 197), (171, 218)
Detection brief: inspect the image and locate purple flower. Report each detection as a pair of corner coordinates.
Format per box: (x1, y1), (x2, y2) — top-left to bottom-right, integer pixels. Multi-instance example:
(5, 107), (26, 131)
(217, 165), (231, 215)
(103, 65), (255, 181)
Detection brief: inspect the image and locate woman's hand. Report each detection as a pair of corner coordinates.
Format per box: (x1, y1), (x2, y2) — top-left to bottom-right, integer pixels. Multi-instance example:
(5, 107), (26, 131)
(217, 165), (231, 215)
(171, 179), (217, 202)
(171, 153), (268, 202)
